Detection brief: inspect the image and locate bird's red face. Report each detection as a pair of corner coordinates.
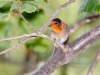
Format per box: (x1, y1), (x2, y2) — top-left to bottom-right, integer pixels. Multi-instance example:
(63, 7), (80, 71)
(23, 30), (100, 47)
(49, 18), (65, 34)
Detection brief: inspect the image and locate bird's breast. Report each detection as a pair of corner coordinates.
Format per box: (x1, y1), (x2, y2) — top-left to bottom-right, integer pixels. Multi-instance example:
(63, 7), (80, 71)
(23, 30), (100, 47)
(51, 29), (69, 44)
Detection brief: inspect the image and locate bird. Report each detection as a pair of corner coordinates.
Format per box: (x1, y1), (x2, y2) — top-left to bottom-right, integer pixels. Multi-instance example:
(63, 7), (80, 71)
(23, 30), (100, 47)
(49, 18), (69, 55)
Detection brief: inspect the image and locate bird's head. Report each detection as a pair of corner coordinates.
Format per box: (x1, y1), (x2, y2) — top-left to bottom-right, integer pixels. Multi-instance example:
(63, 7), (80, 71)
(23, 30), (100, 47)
(49, 18), (65, 34)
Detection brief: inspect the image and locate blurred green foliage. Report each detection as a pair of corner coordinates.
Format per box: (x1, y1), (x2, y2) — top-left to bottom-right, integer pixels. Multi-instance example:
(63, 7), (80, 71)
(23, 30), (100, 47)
(0, 0), (100, 75)
(79, 0), (100, 13)
(0, 1), (8, 8)
(0, 13), (7, 21)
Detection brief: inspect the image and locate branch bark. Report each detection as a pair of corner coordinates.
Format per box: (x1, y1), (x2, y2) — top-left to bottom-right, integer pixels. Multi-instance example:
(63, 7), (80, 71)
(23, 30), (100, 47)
(69, 14), (100, 34)
(27, 25), (100, 75)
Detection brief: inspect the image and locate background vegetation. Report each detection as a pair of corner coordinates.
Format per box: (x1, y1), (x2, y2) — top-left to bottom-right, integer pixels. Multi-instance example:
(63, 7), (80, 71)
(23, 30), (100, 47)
(0, 0), (100, 75)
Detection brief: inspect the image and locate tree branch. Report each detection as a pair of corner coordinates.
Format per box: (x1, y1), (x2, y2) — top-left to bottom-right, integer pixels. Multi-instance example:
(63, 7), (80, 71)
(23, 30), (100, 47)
(87, 48), (100, 75)
(27, 25), (100, 75)
(69, 14), (100, 34)
(0, 34), (64, 54)
(0, 37), (35, 55)
(38, 0), (75, 33)
(18, 12), (38, 33)
(0, 33), (36, 42)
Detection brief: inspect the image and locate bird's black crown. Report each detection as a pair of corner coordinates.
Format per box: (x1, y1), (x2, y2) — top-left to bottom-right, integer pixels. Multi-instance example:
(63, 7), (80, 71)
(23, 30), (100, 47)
(52, 18), (61, 27)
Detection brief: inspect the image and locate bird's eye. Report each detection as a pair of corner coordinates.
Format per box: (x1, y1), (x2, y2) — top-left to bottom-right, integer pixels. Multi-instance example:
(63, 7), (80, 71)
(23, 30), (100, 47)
(55, 22), (57, 24)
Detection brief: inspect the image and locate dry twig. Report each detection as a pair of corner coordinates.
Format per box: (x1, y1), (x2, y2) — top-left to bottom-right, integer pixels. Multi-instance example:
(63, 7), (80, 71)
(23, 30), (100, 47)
(0, 34), (64, 54)
(87, 48), (100, 75)
(0, 33), (36, 42)
(0, 37), (35, 55)
(18, 12), (38, 33)
(69, 14), (100, 34)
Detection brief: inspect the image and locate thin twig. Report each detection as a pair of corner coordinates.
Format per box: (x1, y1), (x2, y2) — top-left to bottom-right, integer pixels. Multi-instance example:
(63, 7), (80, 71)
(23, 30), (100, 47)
(0, 37), (35, 55)
(69, 14), (100, 34)
(38, 0), (75, 33)
(0, 33), (36, 42)
(0, 34), (64, 55)
(19, 12), (38, 33)
(87, 48), (100, 75)
(0, 33), (64, 48)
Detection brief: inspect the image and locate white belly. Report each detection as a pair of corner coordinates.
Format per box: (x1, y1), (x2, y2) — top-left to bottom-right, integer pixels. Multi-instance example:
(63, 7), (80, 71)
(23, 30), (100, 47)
(51, 32), (68, 47)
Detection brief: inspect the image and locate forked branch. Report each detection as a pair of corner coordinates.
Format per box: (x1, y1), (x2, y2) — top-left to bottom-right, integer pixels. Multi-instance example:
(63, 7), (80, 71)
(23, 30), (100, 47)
(27, 25), (100, 75)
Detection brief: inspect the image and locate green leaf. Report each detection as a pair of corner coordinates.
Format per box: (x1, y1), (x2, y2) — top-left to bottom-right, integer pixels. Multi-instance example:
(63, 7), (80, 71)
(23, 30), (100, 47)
(43, 0), (48, 3)
(95, 4), (100, 12)
(0, 1), (9, 8)
(27, 1), (47, 6)
(21, 0), (47, 13)
(78, 0), (88, 14)
(0, 13), (7, 21)
(78, 0), (99, 14)
(21, 3), (37, 13)
(10, 2), (20, 11)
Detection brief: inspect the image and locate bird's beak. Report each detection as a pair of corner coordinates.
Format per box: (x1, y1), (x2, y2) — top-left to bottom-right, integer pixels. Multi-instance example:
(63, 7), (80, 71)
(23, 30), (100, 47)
(49, 24), (51, 27)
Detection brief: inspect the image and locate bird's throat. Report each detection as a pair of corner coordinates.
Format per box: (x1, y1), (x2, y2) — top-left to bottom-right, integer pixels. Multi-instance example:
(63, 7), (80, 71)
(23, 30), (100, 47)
(51, 26), (61, 34)
(51, 23), (65, 34)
